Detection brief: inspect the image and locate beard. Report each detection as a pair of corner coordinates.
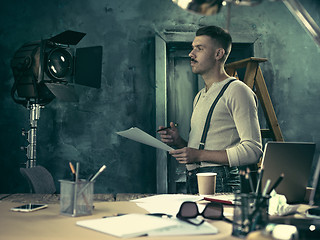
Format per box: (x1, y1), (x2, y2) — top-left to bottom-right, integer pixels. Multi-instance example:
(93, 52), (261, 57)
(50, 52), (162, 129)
(191, 61), (215, 75)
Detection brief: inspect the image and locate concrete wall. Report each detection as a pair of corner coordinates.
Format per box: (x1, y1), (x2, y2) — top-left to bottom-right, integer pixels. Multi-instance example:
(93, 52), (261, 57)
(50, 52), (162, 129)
(0, 0), (319, 193)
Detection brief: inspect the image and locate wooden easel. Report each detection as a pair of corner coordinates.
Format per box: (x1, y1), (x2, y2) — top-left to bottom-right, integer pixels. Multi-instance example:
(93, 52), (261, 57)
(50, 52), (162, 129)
(225, 57), (284, 142)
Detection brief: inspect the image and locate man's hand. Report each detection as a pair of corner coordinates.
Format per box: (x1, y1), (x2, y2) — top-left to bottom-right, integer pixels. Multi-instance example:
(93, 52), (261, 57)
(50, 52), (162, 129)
(169, 147), (200, 164)
(157, 122), (186, 148)
(170, 148), (229, 165)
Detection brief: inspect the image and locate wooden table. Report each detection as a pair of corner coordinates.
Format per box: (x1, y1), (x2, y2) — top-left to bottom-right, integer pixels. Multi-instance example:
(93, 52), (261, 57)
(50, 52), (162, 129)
(0, 194), (238, 240)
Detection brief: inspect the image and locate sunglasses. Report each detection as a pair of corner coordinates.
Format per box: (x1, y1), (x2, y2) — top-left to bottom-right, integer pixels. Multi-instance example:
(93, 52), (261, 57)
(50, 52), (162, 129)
(176, 201), (232, 226)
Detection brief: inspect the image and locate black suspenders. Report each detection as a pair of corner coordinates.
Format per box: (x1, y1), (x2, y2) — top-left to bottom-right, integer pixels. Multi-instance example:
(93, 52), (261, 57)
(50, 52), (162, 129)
(198, 79), (236, 150)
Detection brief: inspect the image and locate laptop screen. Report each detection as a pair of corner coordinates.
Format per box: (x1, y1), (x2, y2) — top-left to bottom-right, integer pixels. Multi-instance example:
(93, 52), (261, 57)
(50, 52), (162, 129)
(310, 155), (320, 206)
(261, 142), (316, 203)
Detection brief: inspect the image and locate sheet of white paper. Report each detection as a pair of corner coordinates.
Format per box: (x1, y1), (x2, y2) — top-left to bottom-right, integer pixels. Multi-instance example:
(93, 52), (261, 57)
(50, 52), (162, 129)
(77, 214), (218, 238)
(131, 194), (203, 203)
(148, 220), (218, 236)
(76, 214), (178, 238)
(116, 127), (174, 152)
(130, 195), (218, 237)
(130, 194), (204, 216)
(77, 195), (219, 238)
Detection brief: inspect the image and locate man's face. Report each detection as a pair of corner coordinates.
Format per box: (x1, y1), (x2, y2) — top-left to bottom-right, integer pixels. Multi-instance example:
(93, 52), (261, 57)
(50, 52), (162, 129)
(189, 35), (217, 75)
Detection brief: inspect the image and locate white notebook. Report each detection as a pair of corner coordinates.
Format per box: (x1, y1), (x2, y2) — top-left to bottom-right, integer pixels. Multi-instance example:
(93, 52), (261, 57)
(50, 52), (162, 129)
(76, 214), (178, 238)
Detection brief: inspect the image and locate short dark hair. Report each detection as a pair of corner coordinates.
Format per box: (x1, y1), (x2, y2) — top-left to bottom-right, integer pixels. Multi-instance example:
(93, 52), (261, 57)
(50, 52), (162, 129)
(196, 26), (232, 55)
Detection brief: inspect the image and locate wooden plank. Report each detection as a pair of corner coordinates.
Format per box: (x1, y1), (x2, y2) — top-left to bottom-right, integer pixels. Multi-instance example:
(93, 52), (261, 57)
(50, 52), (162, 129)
(225, 57), (267, 69)
(243, 61), (259, 89)
(226, 57), (284, 142)
(255, 67), (284, 141)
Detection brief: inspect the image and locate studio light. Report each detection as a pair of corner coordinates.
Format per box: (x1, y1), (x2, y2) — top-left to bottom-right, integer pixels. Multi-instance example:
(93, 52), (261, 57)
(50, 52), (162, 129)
(11, 30), (102, 106)
(10, 30), (103, 167)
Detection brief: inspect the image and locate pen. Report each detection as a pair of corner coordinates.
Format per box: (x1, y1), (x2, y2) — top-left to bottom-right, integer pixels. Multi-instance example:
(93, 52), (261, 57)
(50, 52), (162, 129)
(78, 165), (107, 195)
(255, 167), (264, 195)
(89, 165), (106, 182)
(267, 173), (284, 195)
(246, 167), (254, 193)
(69, 162), (76, 181)
(251, 179), (271, 220)
(156, 123), (178, 132)
(75, 162), (80, 182)
(262, 179), (271, 196)
(73, 162), (80, 216)
(239, 170), (245, 193)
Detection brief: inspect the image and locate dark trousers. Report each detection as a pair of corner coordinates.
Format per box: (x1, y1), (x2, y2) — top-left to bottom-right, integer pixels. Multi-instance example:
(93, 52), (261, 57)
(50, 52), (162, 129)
(186, 166), (241, 194)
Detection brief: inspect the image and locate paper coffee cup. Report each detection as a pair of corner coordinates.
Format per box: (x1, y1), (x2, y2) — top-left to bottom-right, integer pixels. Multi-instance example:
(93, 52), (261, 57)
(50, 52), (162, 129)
(196, 172), (217, 195)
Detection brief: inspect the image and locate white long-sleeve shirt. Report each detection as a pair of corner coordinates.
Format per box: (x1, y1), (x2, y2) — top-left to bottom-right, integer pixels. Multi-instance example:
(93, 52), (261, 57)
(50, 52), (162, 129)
(187, 77), (263, 171)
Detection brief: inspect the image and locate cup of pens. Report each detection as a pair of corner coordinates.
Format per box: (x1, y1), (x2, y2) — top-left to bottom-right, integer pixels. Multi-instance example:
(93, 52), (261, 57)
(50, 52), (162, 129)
(232, 192), (270, 237)
(59, 179), (94, 217)
(59, 162), (106, 217)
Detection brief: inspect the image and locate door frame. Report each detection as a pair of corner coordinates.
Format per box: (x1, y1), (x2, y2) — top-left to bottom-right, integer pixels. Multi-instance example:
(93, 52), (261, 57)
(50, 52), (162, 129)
(155, 32), (195, 193)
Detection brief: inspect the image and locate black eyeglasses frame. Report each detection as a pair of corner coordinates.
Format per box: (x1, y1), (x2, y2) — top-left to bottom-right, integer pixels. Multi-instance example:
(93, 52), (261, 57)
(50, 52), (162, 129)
(176, 201), (229, 226)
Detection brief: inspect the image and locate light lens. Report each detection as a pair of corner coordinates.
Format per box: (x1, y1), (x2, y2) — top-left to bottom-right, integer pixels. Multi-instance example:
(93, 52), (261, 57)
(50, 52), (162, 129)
(47, 48), (72, 80)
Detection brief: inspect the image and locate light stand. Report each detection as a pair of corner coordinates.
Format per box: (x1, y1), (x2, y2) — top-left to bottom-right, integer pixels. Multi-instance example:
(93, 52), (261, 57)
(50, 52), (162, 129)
(22, 102), (42, 168)
(11, 30), (102, 169)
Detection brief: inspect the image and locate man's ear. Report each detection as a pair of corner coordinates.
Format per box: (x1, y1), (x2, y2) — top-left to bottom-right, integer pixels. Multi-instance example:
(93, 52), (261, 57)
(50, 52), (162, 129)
(215, 48), (225, 61)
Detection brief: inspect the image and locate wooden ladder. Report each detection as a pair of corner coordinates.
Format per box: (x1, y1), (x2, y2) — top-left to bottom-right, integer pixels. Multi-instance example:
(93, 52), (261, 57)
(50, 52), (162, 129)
(225, 57), (284, 142)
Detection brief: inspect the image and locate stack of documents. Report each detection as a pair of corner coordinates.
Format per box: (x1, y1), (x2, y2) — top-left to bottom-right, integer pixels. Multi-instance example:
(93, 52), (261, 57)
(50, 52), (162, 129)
(76, 194), (219, 238)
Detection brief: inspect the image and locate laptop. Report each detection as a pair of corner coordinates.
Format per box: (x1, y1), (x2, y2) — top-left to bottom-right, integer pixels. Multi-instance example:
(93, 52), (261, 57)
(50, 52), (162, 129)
(261, 142), (316, 204)
(309, 155), (320, 206)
